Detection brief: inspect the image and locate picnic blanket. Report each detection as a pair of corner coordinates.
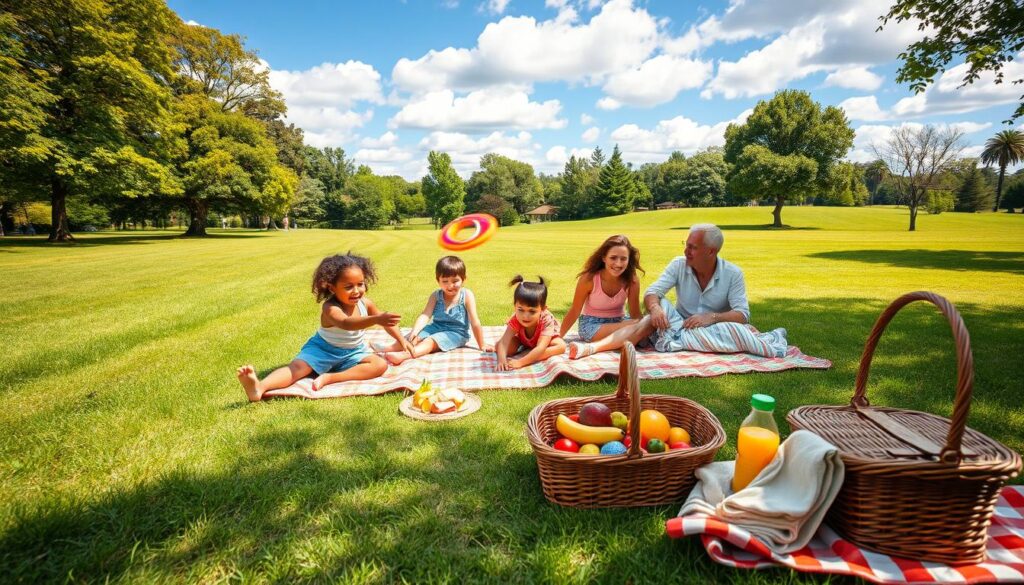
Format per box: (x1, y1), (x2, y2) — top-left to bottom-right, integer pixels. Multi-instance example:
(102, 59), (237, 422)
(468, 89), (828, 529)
(263, 325), (831, 400)
(666, 486), (1024, 584)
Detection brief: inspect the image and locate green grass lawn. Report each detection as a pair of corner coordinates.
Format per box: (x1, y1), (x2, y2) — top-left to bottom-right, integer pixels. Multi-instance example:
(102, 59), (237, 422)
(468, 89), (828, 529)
(2, 206), (1023, 583)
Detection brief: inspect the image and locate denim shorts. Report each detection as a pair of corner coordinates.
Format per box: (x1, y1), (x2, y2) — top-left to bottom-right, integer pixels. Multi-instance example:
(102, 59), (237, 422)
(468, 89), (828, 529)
(419, 324), (471, 352)
(578, 314), (626, 342)
(295, 333), (372, 375)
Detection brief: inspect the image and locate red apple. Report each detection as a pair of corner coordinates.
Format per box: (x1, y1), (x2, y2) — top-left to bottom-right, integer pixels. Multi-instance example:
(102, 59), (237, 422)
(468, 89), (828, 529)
(569, 414), (580, 422)
(669, 441), (691, 450)
(553, 438), (580, 453)
(578, 402), (612, 427)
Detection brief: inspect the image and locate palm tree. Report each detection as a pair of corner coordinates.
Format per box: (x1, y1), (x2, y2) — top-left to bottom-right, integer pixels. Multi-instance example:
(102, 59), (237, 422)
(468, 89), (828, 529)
(980, 130), (1024, 212)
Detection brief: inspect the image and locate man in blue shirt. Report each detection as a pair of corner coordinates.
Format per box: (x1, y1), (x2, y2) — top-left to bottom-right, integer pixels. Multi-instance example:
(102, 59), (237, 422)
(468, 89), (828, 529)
(568, 223), (767, 359)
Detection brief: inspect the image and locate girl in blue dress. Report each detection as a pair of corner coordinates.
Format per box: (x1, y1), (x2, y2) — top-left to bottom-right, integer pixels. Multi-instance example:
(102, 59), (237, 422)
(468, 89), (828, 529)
(379, 256), (491, 365)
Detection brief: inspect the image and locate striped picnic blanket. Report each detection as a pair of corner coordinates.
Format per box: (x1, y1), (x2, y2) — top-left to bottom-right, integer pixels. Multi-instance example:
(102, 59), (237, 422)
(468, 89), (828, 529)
(263, 325), (831, 400)
(668, 486), (1024, 584)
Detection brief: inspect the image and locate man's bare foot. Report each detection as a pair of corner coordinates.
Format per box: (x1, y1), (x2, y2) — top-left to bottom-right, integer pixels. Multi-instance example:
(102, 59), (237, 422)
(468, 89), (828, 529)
(385, 351), (410, 366)
(237, 365), (262, 402)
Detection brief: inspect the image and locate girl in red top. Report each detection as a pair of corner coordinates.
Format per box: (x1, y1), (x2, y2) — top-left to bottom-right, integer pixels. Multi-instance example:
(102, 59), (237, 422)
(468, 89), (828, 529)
(495, 275), (566, 371)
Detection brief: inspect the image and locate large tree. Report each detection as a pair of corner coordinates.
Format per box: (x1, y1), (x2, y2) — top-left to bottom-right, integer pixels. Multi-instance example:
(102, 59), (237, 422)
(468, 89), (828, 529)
(879, 0), (1024, 122)
(465, 153), (543, 222)
(592, 145), (636, 216)
(553, 155), (594, 220)
(676, 150), (730, 207)
(862, 159), (889, 205)
(1, 0), (181, 241)
(175, 96), (296, 236)
(422, 151), (465, 227)
(954, 163), (994, 212)
(980, 129), (1024, 212)
(724, 90), (854, 227)
(872, 125), (965, 231)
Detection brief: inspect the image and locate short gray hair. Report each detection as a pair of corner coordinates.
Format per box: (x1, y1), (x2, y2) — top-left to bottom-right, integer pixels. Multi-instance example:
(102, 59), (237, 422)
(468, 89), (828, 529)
(690, 223), (724, 250)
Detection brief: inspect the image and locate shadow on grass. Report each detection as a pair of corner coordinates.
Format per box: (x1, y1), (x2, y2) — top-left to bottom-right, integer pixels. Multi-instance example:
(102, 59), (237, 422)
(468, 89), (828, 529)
(0, 231), (271, 250)
(4, 296), (1021, 583)
(670, 224), (821, 231)
(808, 249), (1024, 275)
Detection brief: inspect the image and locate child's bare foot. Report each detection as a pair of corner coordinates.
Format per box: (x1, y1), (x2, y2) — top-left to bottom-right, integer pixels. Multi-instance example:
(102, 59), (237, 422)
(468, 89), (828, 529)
(384, 351), (410, 366)
(237, 365), (262, 402)
(311, 374), (332, 391)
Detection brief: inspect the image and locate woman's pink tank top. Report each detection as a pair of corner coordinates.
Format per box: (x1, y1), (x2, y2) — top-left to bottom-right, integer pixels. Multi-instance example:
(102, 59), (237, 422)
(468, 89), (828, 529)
(582, 272), (627, 318)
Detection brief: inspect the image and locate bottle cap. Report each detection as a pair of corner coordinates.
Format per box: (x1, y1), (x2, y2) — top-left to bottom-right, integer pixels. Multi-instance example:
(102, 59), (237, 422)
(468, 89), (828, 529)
(751, 393), (775, 411)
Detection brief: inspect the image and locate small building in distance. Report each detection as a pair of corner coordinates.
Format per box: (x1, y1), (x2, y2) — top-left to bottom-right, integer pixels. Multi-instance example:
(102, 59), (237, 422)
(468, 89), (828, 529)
(656, 201), (681, 210)
(525, 204), (558, 223)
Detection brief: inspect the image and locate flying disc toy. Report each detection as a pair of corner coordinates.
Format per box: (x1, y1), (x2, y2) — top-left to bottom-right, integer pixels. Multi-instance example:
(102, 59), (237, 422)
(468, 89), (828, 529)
(438, 213), (498, 251)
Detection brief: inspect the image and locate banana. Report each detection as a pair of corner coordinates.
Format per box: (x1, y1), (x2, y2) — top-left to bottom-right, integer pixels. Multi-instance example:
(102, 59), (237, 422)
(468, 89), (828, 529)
(556, 414), (625, 446)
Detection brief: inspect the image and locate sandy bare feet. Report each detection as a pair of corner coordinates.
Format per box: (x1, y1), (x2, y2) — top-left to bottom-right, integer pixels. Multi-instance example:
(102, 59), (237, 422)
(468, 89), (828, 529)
(237, 365), (262, 402)
(384, 351), (410, 366)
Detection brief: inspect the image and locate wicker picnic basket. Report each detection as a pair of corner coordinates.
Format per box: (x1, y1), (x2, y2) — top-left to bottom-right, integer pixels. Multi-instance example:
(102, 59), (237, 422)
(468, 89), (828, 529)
(526, 342), (726, 508)
(788, 291), (1021, 565)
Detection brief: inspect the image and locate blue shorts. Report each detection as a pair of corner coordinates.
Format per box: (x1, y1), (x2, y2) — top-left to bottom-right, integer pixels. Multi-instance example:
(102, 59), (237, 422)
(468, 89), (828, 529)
(295, 333), (372, 375)
(578, 314), (626, 342)
(420, 323), (470, 352)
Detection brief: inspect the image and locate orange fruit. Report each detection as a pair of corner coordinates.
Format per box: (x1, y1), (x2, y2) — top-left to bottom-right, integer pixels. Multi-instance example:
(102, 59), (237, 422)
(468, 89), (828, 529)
(668, 427), (691, 444)
(638, 410), (670, 442)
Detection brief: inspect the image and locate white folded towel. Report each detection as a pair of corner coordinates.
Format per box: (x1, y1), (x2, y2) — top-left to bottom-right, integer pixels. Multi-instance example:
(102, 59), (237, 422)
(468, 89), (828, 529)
(678, 429), (845, 554)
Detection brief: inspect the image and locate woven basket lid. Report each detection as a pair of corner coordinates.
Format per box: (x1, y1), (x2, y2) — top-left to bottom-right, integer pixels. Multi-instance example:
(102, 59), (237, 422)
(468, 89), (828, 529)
(789, 405), (1018, 470)
(788, 292), (1021, 475)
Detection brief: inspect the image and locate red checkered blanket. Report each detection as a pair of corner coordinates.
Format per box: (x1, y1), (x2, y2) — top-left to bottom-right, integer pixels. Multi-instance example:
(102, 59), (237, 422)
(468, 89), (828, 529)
(263, 325), (830, 399)
(667, 486), (1024, 583)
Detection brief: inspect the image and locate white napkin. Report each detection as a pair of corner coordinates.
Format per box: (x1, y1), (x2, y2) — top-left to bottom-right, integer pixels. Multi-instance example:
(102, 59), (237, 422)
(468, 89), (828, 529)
(678, 430), (845, 554)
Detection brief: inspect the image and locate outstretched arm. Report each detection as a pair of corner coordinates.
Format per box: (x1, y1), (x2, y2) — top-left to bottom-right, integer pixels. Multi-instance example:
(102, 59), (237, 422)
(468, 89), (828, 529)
(558, 275), (592, 338)
(495, 326), (516, 371)
(364, 297), (415, 354)
(463, 290), (492, 351)
(508, 335), (553, 369)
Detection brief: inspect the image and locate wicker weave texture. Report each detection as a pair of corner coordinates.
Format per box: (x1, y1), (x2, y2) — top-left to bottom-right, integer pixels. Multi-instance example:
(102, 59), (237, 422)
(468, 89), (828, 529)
(526, 343), (726, 508)
(788, 291), (1021, 565)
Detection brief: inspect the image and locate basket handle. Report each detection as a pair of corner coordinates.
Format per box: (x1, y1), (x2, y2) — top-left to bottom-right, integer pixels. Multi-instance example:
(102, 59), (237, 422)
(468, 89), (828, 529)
(852, 291), (973, 465)
(614, 342), (644, 459)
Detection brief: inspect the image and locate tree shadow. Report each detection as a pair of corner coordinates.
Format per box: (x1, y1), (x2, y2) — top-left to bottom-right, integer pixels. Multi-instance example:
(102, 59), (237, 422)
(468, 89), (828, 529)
(670, 224), (821, 231)
(4, 296), (1020, 583)
(0, 231), (271, 250)
(808, 249), (1024, 275)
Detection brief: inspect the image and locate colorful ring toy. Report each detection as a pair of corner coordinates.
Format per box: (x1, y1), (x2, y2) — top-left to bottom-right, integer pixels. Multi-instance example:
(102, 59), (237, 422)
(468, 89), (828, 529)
(438, 213), (498, 251)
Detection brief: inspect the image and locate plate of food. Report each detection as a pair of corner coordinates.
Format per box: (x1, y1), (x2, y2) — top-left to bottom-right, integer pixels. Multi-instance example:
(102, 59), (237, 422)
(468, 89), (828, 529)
(398, 380), (481, 421)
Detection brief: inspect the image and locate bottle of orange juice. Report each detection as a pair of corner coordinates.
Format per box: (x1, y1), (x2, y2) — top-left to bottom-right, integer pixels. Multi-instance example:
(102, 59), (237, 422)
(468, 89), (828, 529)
(732, 393), (780, 493)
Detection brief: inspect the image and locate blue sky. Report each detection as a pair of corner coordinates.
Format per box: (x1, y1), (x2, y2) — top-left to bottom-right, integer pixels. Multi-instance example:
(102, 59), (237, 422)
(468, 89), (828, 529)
(167, 0), (1023, 179)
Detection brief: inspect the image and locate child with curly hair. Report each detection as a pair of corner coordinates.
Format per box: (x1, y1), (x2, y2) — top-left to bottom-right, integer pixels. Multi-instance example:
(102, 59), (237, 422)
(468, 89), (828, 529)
(236, 253), (413, 401)
(495, 275), (566, 371)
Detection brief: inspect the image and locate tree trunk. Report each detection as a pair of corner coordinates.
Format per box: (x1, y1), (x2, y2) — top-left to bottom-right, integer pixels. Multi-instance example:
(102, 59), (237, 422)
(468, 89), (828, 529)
(994, 166), (1006, 212)
(771, 197), (784, 227)
(184, 199), (208, 236)
(48, 176), (74, 241)
(908, 204), (917, 231)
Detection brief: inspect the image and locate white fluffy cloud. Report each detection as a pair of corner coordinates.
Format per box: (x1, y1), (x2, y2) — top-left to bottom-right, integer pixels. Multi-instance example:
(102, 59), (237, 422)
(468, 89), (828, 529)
(700, 0), (921, 99)
(847, 121), (991, 162)
(486, 0), (512, 14)
(582, 126), (600, 142)
(266, 61), (384, 148)
(602, 55), (712, 107)
(360, 131), (399, 148)
(610, 109), (752, 163)
(891, 59), (1024, 117)
(580, 113), (594, 125)
(596, 97), (621, 110)
(839, 95), (890, 122)
(389, 87), (566, 131)
(824, 67), (883, 91)
(392, 0), (660, 92)
(269, 61), (384, 108)
(418, 131), (539, 175)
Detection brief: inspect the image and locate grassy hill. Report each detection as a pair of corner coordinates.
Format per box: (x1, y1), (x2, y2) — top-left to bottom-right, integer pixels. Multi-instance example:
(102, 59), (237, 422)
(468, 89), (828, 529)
(2, 206), (1022, 582)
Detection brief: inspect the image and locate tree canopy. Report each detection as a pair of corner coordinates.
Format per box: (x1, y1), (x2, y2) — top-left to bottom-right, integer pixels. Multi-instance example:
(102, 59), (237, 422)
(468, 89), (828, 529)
(724, 90), (854, 227)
